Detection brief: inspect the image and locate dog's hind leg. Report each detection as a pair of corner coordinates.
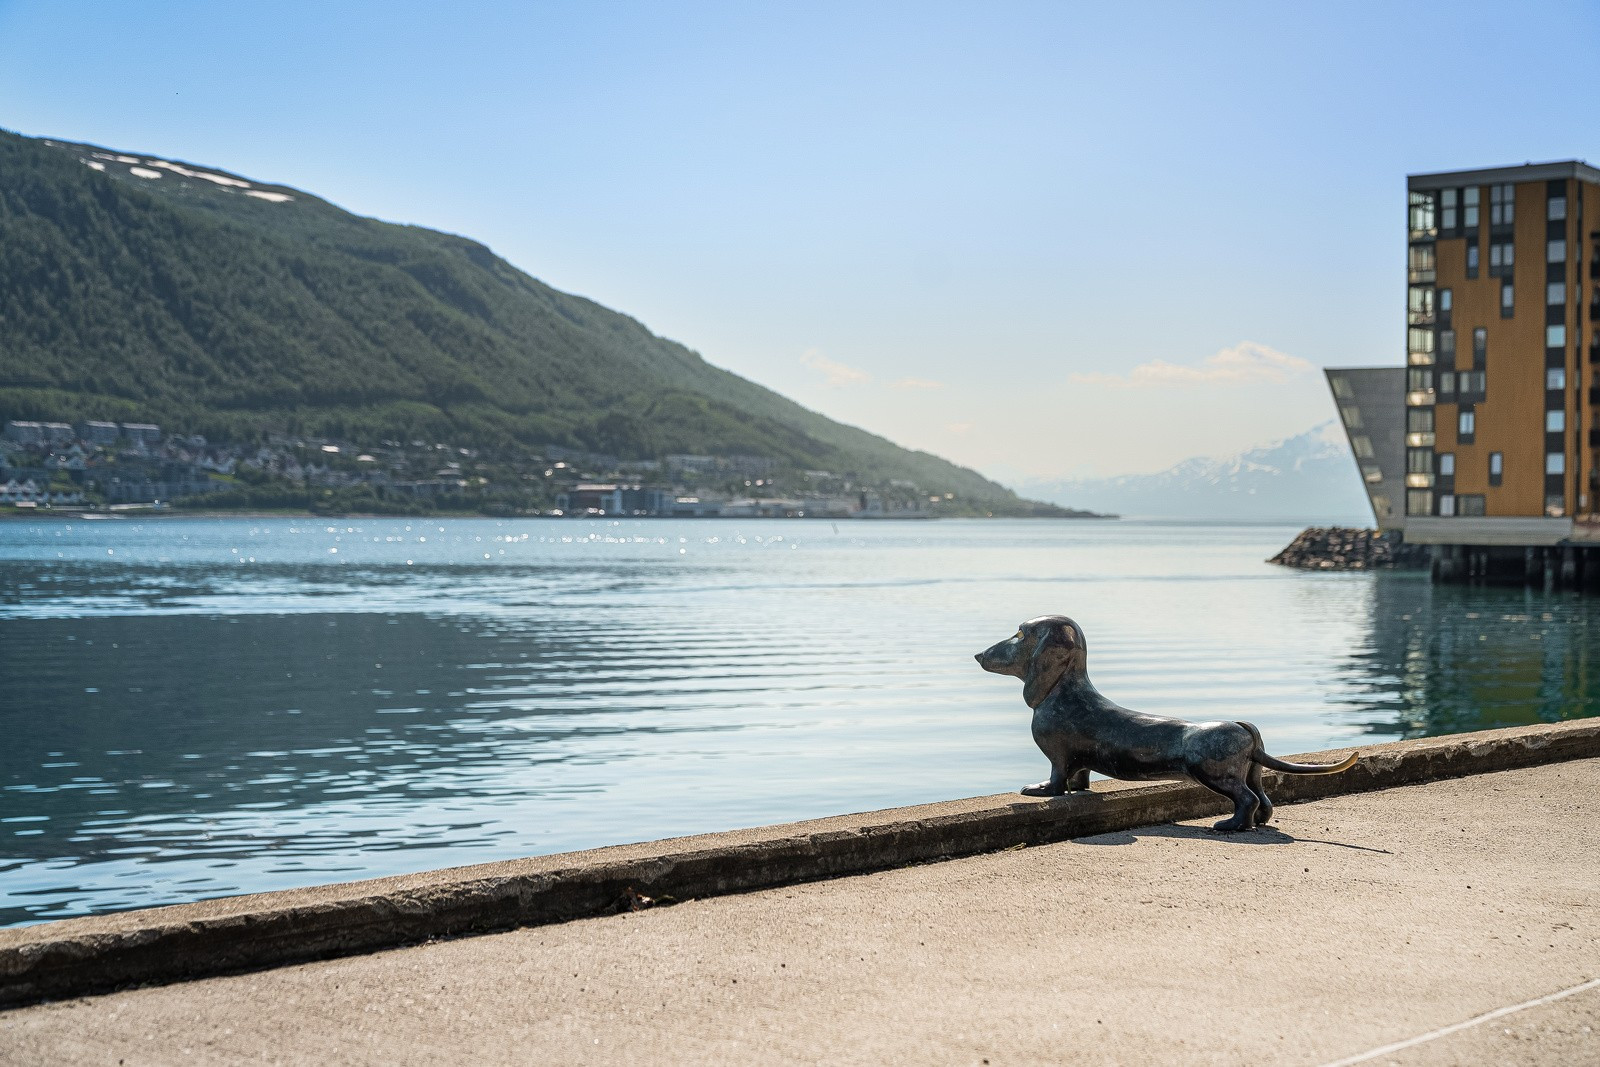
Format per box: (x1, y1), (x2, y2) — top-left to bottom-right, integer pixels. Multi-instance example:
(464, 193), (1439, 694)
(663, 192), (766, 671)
(1193, 770), (1259, 832)
(1247, 759), (1272, 825)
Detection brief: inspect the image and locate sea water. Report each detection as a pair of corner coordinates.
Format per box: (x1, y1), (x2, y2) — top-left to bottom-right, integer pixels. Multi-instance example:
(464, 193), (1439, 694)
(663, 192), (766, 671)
(2, 517), (1595, 925)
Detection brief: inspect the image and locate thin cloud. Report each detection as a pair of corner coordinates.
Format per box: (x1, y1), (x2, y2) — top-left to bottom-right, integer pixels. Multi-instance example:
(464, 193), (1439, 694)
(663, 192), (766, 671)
(1069, 342), (1313, 389)
(946, 421), (974, 435)
(801, 348), (871, 387)
(892, 377), (945, 390)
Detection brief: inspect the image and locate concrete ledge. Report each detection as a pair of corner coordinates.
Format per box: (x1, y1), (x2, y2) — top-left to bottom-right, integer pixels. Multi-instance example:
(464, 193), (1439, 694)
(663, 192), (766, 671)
(3, 718), (1597, 1009)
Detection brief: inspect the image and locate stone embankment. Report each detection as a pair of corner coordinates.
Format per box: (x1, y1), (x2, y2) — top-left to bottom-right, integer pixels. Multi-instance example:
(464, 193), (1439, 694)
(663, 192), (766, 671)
(1269, 525), (1430, 570)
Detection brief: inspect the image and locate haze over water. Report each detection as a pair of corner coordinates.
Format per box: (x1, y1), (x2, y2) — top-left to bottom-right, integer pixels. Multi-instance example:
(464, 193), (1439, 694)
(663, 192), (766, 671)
(3, 517), (1595, 926)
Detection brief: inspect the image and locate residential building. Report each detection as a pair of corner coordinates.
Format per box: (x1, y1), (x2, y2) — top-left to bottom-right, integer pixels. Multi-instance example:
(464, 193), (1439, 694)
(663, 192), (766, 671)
(2, 421), (44, 446)
(75, 420), (121, 445)
(120, 423), (162, 448)
(1333, 161), (1600, 552)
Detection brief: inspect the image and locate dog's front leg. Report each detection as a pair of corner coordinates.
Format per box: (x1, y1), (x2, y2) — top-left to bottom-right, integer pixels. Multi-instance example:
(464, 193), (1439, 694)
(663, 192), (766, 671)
(1021, 762), (1082, 797)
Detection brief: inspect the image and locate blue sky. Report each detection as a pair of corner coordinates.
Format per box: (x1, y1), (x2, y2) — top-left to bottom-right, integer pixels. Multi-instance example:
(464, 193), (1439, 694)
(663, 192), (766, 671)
(3, 1), (1596, 479)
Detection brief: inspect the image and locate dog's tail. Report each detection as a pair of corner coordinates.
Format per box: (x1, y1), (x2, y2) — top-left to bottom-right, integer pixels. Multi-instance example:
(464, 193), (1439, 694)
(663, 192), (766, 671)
(1238, 721), (1357, 775)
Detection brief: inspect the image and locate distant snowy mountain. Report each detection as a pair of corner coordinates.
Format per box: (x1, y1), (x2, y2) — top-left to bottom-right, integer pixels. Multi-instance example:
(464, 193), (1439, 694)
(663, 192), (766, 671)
(1018, 422), (1373, 522)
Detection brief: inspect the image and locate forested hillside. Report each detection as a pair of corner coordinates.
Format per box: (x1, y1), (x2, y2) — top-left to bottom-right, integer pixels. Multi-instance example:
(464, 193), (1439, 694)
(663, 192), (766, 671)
(0, 129), (1059, 511)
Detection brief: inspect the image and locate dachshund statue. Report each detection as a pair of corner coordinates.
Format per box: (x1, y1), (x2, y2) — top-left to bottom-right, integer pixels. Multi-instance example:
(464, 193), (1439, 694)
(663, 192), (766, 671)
(976, 615), (1356, 831)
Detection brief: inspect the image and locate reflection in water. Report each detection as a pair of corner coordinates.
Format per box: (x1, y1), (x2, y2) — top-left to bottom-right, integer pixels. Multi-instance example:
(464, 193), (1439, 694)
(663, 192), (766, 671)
(1331, 572), (1598, 739)
(2, 518), (1595, 925)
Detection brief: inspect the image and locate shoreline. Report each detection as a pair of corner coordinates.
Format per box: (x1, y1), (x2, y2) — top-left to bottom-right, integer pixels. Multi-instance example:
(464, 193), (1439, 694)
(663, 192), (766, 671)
(1, 509), (1120, 522)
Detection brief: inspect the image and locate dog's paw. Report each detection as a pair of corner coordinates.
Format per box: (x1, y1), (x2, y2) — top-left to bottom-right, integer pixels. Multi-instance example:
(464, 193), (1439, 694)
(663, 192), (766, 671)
(1020, 782), (1060, 797)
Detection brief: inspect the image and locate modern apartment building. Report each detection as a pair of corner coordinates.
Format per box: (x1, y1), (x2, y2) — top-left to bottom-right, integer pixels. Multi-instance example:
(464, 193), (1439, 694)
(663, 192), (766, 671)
(1333, 161), (1600, 554)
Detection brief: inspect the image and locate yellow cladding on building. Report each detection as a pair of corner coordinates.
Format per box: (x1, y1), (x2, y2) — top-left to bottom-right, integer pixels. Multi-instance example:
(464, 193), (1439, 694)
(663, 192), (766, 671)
(1385, 161), (1600, 547)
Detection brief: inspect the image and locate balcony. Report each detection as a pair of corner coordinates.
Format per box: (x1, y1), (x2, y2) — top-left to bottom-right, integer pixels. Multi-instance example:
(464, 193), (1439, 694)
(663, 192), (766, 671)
(1408, 350), (1435, 366)
(1406, 390), (1436, 407)
(1408, 309), (1436, 327)
(1406, 432), (1436, 448)
(1408, 268), (1437, 285)
(1406, 473), (1435, 489)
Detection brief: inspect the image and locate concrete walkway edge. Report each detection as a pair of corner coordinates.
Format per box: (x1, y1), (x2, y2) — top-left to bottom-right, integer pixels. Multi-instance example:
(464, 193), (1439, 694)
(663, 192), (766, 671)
(2, 719), (1597, 1009)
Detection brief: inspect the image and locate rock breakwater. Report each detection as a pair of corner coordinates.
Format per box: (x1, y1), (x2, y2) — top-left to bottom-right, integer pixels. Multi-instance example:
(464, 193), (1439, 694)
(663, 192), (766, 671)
(1268, 527), (1430, 571)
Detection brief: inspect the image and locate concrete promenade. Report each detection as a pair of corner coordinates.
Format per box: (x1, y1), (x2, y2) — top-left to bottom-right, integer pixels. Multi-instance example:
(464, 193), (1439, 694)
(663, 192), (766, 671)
(4, 756), (1597, 1064)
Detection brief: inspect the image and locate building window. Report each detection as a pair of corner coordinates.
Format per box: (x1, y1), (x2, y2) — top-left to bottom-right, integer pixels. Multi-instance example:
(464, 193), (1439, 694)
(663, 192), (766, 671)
(1439, 494), (1456, 516)
(1547, 410), (1566, 433)
(1407, 408), (1435, 433)
(1473, 328), (1487, 364)
(1330, 376), (1353, 399)
(1441, 188), (1458, 231)
(1342, 405), (1364, 429)
(1465, 243), (1479, 278)
(1548, 367), (1567, 389)
(1440, 288), (1452, 313)
(1439, 452), (1455, 475)
(1463, 187), (1480, 228)
(1460, 370), (1486, 395)
(1409, 243), (1436, 282)
(1352, 436), (1374, 460)
(1408, 327), (1435, 362)
(1490, 183), (1514, 226)
(1459, 409), (1475, 437)
(1407, 448), (1434, 474)
(1547, 453), (1566, 475)
(1501, 282), (1514, 317)
(1549, 196), (1567, 221)
(1438, 370), (1456, 395)
(1409, 191), (1437, 235)
(1549, 281), (1566, 305)
(1549, 239), (1567, 263)
(1439, 329), (1456, 359)
(1407, 368), (1432, 391)
(1407, 489), (1434, 516)
(1489, 241), (1515, 273)
(1489, 452), (1503, 486)
(1460, 495), (1487, 516)
(1548, 324), (1567, 348)
(1409, 286), (1435, 323)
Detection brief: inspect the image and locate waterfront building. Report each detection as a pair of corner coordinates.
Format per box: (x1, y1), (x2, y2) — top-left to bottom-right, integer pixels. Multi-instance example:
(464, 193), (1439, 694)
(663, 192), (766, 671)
(555, 483), (675, 516)
(1326, 366), (1406, 531)
(1332, 161), (1600, 561)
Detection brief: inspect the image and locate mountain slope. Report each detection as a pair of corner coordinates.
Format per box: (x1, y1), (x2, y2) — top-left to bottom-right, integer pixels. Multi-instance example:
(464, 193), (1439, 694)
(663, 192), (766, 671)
(0, 129), (1050, 511)
(1019, 422), (1372, 522)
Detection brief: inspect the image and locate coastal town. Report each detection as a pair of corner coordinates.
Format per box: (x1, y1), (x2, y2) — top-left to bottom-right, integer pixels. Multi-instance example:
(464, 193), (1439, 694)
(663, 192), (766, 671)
(0, 418), (957, 518)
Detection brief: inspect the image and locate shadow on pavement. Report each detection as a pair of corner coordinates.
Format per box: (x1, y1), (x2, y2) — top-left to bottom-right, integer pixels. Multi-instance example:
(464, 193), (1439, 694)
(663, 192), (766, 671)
(1075, 822), (1394, 854)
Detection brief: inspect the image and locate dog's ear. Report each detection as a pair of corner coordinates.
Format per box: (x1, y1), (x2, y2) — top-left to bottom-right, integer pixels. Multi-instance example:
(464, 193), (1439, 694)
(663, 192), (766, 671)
(1022, 622), (1078, 709)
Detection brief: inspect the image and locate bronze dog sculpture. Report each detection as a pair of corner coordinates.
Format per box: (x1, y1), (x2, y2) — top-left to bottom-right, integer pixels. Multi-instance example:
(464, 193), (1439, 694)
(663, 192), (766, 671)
(976, 615), (1356, 831)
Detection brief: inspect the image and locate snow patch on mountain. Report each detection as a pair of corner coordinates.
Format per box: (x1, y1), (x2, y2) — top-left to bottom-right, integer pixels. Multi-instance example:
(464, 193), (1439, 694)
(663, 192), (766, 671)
(70, 145), (296, 203)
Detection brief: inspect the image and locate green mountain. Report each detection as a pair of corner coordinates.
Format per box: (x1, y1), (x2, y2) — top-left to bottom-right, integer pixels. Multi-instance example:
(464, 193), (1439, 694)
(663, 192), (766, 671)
(0, 128), (1070, 514)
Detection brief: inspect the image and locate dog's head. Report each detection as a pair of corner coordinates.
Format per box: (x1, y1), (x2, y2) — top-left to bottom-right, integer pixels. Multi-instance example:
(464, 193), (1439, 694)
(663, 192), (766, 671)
(975, 615), (1087, 709)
